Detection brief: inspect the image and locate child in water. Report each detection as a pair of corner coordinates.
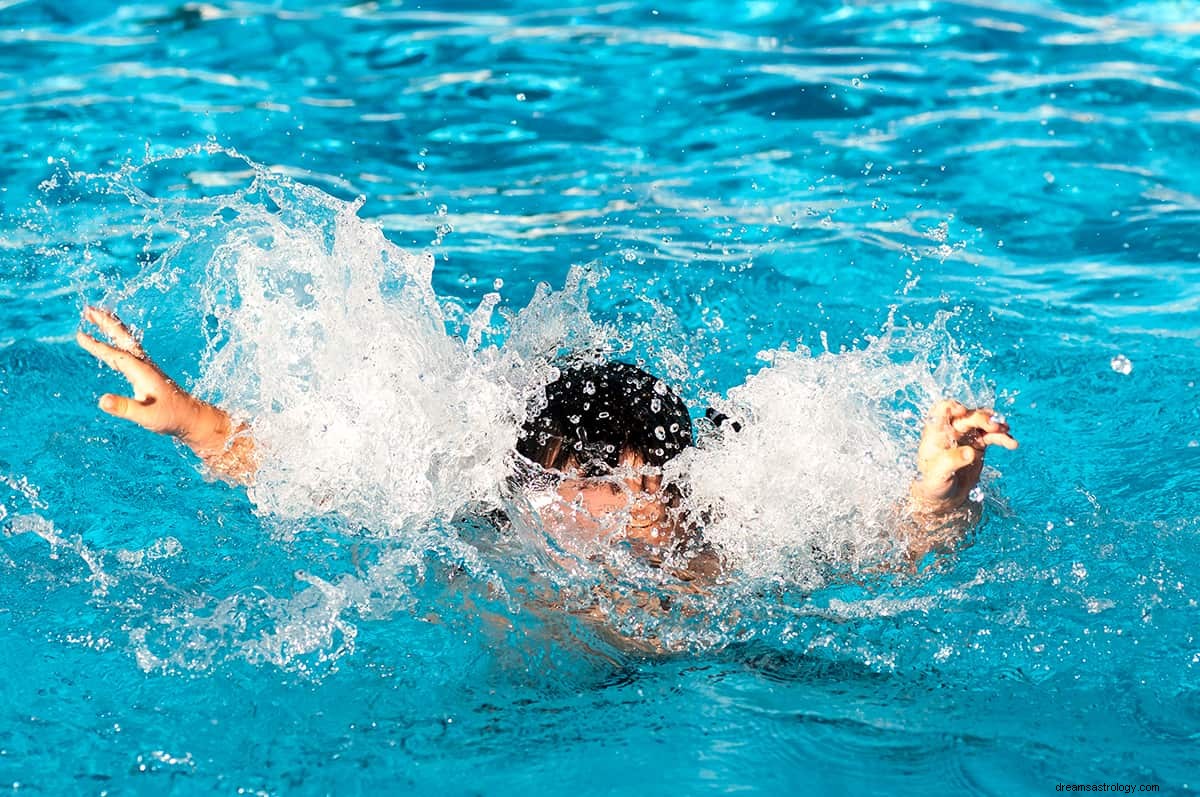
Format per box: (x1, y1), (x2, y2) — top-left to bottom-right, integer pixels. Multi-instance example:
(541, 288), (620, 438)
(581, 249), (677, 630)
(75, 305), (1018, 570)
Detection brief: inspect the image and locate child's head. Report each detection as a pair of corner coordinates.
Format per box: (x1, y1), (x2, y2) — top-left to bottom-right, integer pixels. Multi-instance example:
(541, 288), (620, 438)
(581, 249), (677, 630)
(516, 360), (693, 543)
(518, 360), (693, 473)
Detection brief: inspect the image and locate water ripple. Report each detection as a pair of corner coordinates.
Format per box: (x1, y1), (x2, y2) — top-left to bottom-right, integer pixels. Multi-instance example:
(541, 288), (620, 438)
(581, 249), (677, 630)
(3, 0), (1200, 792)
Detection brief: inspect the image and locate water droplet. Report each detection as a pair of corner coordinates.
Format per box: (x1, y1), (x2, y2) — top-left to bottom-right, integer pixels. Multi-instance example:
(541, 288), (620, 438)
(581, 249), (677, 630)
(1110, 354), (1133, 375)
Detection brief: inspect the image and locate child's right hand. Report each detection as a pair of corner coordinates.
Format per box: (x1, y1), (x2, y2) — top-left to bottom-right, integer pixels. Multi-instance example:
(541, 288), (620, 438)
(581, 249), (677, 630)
(909, 399), (1018, 515)
(897, 399), (1018, 562)
(75, 306), (233, 459)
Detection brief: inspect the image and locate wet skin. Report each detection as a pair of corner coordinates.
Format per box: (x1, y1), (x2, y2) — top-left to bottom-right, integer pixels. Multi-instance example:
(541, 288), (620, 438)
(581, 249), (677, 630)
(76, 305), (1018, 564)
(532, 459), (675, 551)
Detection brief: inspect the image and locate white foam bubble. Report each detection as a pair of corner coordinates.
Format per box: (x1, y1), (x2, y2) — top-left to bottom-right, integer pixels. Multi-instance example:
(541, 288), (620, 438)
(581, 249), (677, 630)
(672, 320), (973, 585)
(76, 146), (999, 658)
(189, 176), (530, 532)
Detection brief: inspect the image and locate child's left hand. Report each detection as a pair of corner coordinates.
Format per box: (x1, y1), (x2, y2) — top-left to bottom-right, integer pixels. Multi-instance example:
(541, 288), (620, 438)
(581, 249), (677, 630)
(909, 400), (1018, 515)
(76, 305), (256, 483)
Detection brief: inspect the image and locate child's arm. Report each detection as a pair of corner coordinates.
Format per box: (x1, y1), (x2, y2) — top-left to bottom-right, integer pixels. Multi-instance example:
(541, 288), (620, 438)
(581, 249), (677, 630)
(903, 399), (1018, 561)
(75, 306), (256, 484)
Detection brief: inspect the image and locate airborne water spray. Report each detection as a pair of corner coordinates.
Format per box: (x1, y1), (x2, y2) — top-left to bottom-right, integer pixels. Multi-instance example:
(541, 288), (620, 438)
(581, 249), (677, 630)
(66, 145), (992, 663)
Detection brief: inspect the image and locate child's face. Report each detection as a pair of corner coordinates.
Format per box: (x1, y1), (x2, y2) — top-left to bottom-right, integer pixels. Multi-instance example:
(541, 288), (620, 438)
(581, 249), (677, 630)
(531, 456), (673, 547)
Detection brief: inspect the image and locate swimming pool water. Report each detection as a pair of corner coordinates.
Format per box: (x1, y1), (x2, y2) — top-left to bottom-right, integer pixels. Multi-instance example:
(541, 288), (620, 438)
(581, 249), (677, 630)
(2, 0), (1199, 793)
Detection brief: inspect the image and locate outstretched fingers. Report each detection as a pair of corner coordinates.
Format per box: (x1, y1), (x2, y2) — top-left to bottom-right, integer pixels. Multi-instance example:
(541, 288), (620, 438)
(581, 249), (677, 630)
(914, 400), (1018, 514)
(83, 306), (145, 356)
(918, 400), (1019, 469)
(949, 409), (1019, 450)
(75, 330), (158, 391)
(76, 305), (206, 441)
(951, 408), (1003, 435)
(979, 431), (1019, 450)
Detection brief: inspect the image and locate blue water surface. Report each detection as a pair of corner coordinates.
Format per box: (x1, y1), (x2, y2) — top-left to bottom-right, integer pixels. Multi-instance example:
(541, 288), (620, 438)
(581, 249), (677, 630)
(2, 0), (1200, 794)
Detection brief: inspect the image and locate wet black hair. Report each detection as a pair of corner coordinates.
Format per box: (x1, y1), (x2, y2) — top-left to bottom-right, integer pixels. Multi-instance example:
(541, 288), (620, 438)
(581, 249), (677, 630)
(516, 360), (693, 475)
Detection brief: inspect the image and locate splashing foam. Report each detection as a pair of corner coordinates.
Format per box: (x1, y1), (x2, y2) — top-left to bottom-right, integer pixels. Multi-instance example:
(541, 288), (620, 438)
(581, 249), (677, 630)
(119, 146), (617, 535)
(674, 329), (968, 587)
(70, 145), (989, 662)
(188, 181), (526, 530)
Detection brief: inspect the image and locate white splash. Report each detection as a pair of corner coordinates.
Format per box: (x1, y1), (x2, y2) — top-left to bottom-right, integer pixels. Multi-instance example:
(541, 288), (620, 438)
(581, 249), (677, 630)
(1110, 353), (1133, 375)
(65, 145), (998, 664)
(673, 323), (973, 584)
(190, 176), (529, 531)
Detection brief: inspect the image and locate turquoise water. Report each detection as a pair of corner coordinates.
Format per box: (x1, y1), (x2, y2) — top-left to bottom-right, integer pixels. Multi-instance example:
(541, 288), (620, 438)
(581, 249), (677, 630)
(3, 0), (1200, 793)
